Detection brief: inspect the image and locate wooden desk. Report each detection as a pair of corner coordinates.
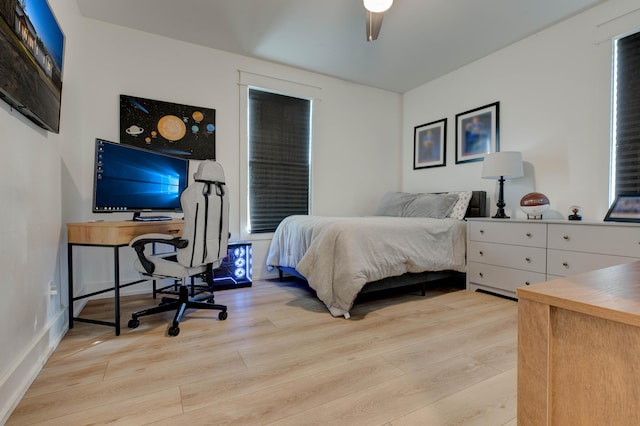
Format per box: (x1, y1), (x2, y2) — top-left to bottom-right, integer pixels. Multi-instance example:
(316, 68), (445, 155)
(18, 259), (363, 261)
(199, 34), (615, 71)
(67, 219), (183, 335)
(517, 261), (640, 425)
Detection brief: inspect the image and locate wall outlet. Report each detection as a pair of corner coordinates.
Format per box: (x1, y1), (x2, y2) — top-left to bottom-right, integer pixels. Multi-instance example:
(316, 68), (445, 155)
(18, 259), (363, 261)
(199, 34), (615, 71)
(48, 280), (57, 296)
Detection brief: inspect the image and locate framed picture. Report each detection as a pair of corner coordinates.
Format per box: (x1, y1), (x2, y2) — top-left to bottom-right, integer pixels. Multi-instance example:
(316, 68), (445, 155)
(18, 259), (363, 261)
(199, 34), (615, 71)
(120, 95), (216, 160)
(455, 102), (500, 164)
(604, 193), (640, 222)
(414, 118), (447, 169)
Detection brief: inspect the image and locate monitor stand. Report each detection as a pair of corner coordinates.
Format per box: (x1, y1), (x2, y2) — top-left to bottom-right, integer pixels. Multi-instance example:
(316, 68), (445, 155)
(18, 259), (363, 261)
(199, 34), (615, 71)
(132, 212), (173, 222)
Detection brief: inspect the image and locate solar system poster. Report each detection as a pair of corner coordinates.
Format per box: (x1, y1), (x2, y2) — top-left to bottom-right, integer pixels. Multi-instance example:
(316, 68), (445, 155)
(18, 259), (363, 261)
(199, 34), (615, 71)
(120, 95), (215, 160)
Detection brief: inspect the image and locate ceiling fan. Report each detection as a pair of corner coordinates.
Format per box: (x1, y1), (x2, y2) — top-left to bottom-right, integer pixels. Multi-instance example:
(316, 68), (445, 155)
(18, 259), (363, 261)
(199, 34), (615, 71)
(364, 0), (393, 42)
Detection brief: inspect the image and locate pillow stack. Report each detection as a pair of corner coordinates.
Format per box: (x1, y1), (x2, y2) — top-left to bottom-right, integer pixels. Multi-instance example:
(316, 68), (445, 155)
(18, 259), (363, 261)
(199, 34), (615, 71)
(375, 190), (473, 220)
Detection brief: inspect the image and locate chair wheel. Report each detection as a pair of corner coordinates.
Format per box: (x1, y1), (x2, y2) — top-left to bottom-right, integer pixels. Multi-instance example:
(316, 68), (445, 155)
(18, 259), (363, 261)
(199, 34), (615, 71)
(219, 311), (228, 320)
(128, 319), (140, 329)
(168, 326), (180, 336)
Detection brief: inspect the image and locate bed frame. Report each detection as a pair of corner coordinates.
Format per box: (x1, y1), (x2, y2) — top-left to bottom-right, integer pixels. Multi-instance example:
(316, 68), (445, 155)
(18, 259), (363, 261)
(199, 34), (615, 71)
(277, 190), (487, 295)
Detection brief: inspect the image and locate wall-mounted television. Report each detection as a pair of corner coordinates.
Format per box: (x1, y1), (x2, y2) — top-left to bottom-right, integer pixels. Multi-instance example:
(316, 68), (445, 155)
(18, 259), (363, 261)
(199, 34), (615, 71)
(93, 139), (190, 221)
(0, 0), (64, 133)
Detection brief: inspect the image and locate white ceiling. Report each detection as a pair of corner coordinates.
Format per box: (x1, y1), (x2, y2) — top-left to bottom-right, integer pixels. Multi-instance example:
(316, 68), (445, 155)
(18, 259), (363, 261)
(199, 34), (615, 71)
(75, 0), (606, 93)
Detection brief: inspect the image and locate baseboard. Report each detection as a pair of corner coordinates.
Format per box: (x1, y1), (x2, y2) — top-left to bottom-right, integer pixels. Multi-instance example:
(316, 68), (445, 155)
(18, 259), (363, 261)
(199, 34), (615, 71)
(0, 308), (67, 424)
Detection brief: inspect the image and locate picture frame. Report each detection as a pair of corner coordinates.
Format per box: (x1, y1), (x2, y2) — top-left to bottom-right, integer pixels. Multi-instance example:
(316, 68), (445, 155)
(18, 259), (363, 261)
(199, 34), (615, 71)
(413, 118), (447, 169)
(604, 193), (640, 222)
(455, 102), (500, 164)
(120, 95), (216, 160)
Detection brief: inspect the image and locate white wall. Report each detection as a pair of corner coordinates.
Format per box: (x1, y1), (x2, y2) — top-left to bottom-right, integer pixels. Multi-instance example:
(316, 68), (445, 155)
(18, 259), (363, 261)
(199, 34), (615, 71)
(0, 0), (81, 420)
(403, 0), (639, 221)
(0, 1), (400, 420)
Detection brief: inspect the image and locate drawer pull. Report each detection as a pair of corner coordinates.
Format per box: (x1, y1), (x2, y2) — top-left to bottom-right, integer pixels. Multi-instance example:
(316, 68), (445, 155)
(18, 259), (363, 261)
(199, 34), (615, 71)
(526, 232), (532, 238)
(563, 235), (570, 241)
(479, 229), (485, 234)
(562, 262), (569, 268)
(479, 272), (484, 278)
(525, 257), (531, 262)
(525, 281), (531, 286)
(168, 229), (180, 234)
(479, 251), (484, 256)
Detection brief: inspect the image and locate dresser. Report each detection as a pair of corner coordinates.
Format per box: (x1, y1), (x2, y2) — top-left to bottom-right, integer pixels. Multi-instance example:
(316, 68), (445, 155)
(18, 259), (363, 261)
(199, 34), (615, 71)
(466, 218), (640, 298)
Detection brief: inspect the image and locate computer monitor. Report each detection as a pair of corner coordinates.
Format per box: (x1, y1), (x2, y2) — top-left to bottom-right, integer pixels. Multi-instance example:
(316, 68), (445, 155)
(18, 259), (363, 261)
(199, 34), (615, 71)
(92, 139), (189, 220)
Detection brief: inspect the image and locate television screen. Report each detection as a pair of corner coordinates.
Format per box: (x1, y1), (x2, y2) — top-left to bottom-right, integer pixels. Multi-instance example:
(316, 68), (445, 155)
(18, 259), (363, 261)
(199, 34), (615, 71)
(0, 0), (65, 133)
(93, 139), (189, 217)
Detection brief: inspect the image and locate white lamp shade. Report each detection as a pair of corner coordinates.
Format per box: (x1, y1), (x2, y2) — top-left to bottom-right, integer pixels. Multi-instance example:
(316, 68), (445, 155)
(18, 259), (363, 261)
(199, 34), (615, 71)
(482, 151), (524, 179)
(363, 0), (393, 13)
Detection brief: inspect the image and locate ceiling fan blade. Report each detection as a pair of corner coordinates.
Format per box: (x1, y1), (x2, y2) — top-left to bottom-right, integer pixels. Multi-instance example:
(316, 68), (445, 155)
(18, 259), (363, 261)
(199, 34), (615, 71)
(366, 10), (384, 42)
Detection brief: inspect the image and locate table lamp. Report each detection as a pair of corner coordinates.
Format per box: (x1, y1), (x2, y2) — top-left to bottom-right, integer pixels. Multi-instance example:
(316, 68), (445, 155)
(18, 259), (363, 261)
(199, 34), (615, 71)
(482, 151), (524, 218)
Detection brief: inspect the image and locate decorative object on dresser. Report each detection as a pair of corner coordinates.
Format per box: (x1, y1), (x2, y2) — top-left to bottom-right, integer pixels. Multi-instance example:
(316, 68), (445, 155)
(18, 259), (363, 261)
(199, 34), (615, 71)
(519, 192), (550, 220)
(467, 218), (640, 299)
(481, 151), (524, 218)
(568, 205), (582, 221)
(603, 193), (640, 222)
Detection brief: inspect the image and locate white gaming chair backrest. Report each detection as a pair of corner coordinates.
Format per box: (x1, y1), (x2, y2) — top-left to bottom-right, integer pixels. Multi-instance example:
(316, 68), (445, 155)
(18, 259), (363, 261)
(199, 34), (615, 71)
(176, 160), (229, 270)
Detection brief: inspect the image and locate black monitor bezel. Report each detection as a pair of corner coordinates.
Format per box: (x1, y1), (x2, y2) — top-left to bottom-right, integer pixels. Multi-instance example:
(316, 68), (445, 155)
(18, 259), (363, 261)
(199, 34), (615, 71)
(92, 138), (189, 214)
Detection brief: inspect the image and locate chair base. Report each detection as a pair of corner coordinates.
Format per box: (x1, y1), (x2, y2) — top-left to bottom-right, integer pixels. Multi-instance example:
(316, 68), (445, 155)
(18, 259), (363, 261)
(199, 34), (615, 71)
(128, 285), (227, 336)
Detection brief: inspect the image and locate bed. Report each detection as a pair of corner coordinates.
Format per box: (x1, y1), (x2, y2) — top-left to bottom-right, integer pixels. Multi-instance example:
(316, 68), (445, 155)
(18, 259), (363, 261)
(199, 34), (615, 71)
(266, 190), (487, 317)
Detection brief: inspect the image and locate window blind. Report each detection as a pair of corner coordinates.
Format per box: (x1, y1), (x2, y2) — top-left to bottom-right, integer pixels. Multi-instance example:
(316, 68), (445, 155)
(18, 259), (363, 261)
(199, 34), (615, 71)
(248, 89), (311, 233)
(614, 31), (640, 194)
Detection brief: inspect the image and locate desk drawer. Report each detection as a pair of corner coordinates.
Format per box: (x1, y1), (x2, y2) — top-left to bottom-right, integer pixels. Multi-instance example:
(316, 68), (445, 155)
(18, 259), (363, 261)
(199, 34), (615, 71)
(547, 249), (638, 277)
(468, 241), (546, 273)
(468, 221), (546, 247)
(468, 262), (546, 293)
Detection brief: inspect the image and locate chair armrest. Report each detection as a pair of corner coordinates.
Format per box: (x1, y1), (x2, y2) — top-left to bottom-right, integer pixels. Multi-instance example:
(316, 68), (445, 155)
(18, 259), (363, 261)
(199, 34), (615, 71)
(129, 233), (189, 274)
(129, 233), (185, 247)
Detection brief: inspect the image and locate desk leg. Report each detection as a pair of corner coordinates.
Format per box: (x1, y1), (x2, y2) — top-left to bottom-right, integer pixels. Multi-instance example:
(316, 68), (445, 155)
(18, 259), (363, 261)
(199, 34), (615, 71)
(68, 243), (74, 330)
(114, 246), (121, 336)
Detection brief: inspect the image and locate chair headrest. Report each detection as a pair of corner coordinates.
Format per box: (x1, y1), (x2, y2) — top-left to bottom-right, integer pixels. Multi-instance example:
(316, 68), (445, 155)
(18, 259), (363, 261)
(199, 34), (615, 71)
(194, 160), (225, 183)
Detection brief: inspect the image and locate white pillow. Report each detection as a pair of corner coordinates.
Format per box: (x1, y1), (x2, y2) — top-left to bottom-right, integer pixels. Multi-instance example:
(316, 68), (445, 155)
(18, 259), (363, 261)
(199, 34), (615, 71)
(404, 193), (459, 218)
(375, 192), (417, 216)
(447, 191), (473, 220)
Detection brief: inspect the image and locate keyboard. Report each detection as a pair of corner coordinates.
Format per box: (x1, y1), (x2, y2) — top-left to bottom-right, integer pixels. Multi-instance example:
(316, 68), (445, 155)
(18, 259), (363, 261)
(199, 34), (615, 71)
(133, 216), (173, 222)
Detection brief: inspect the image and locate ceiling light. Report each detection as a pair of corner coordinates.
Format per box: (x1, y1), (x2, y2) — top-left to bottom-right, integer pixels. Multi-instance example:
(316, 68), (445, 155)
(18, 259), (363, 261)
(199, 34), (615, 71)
(363, 0), (393, 13)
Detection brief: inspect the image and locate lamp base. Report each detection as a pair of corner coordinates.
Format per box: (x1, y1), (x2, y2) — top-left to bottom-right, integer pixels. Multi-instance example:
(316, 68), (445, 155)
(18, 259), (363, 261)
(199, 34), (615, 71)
(492, 209), (510, 219)
(492, 176), (509, 219)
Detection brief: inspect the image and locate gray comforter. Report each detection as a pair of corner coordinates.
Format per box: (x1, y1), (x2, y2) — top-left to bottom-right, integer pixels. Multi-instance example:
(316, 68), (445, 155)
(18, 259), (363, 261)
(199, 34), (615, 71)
(266, 215), (467, 317)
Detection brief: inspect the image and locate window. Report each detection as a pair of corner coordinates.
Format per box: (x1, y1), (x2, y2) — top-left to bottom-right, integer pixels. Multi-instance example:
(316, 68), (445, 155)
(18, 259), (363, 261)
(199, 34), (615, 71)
(612, 30), (640, 197)
(247, 88), (312, 234)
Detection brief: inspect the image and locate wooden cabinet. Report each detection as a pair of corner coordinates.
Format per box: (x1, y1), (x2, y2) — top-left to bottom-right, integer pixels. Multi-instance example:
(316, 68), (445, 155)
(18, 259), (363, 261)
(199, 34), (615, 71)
(517, 262), (640, 425)
(466, 218), (640, 298)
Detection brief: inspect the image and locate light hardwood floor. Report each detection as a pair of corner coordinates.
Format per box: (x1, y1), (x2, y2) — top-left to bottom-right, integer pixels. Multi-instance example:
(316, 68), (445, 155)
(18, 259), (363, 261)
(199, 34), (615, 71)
(8, 279), (518, 425)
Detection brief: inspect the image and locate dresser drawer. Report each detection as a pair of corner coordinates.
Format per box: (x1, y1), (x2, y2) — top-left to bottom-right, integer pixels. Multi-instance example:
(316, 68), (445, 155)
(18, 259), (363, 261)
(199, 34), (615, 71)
(468, 220), (546, 247)
(548, 224), (640, 258)
(468, 262), (546, 292)
(468, 241), (546, 273)
(547, 249), (638, 277)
